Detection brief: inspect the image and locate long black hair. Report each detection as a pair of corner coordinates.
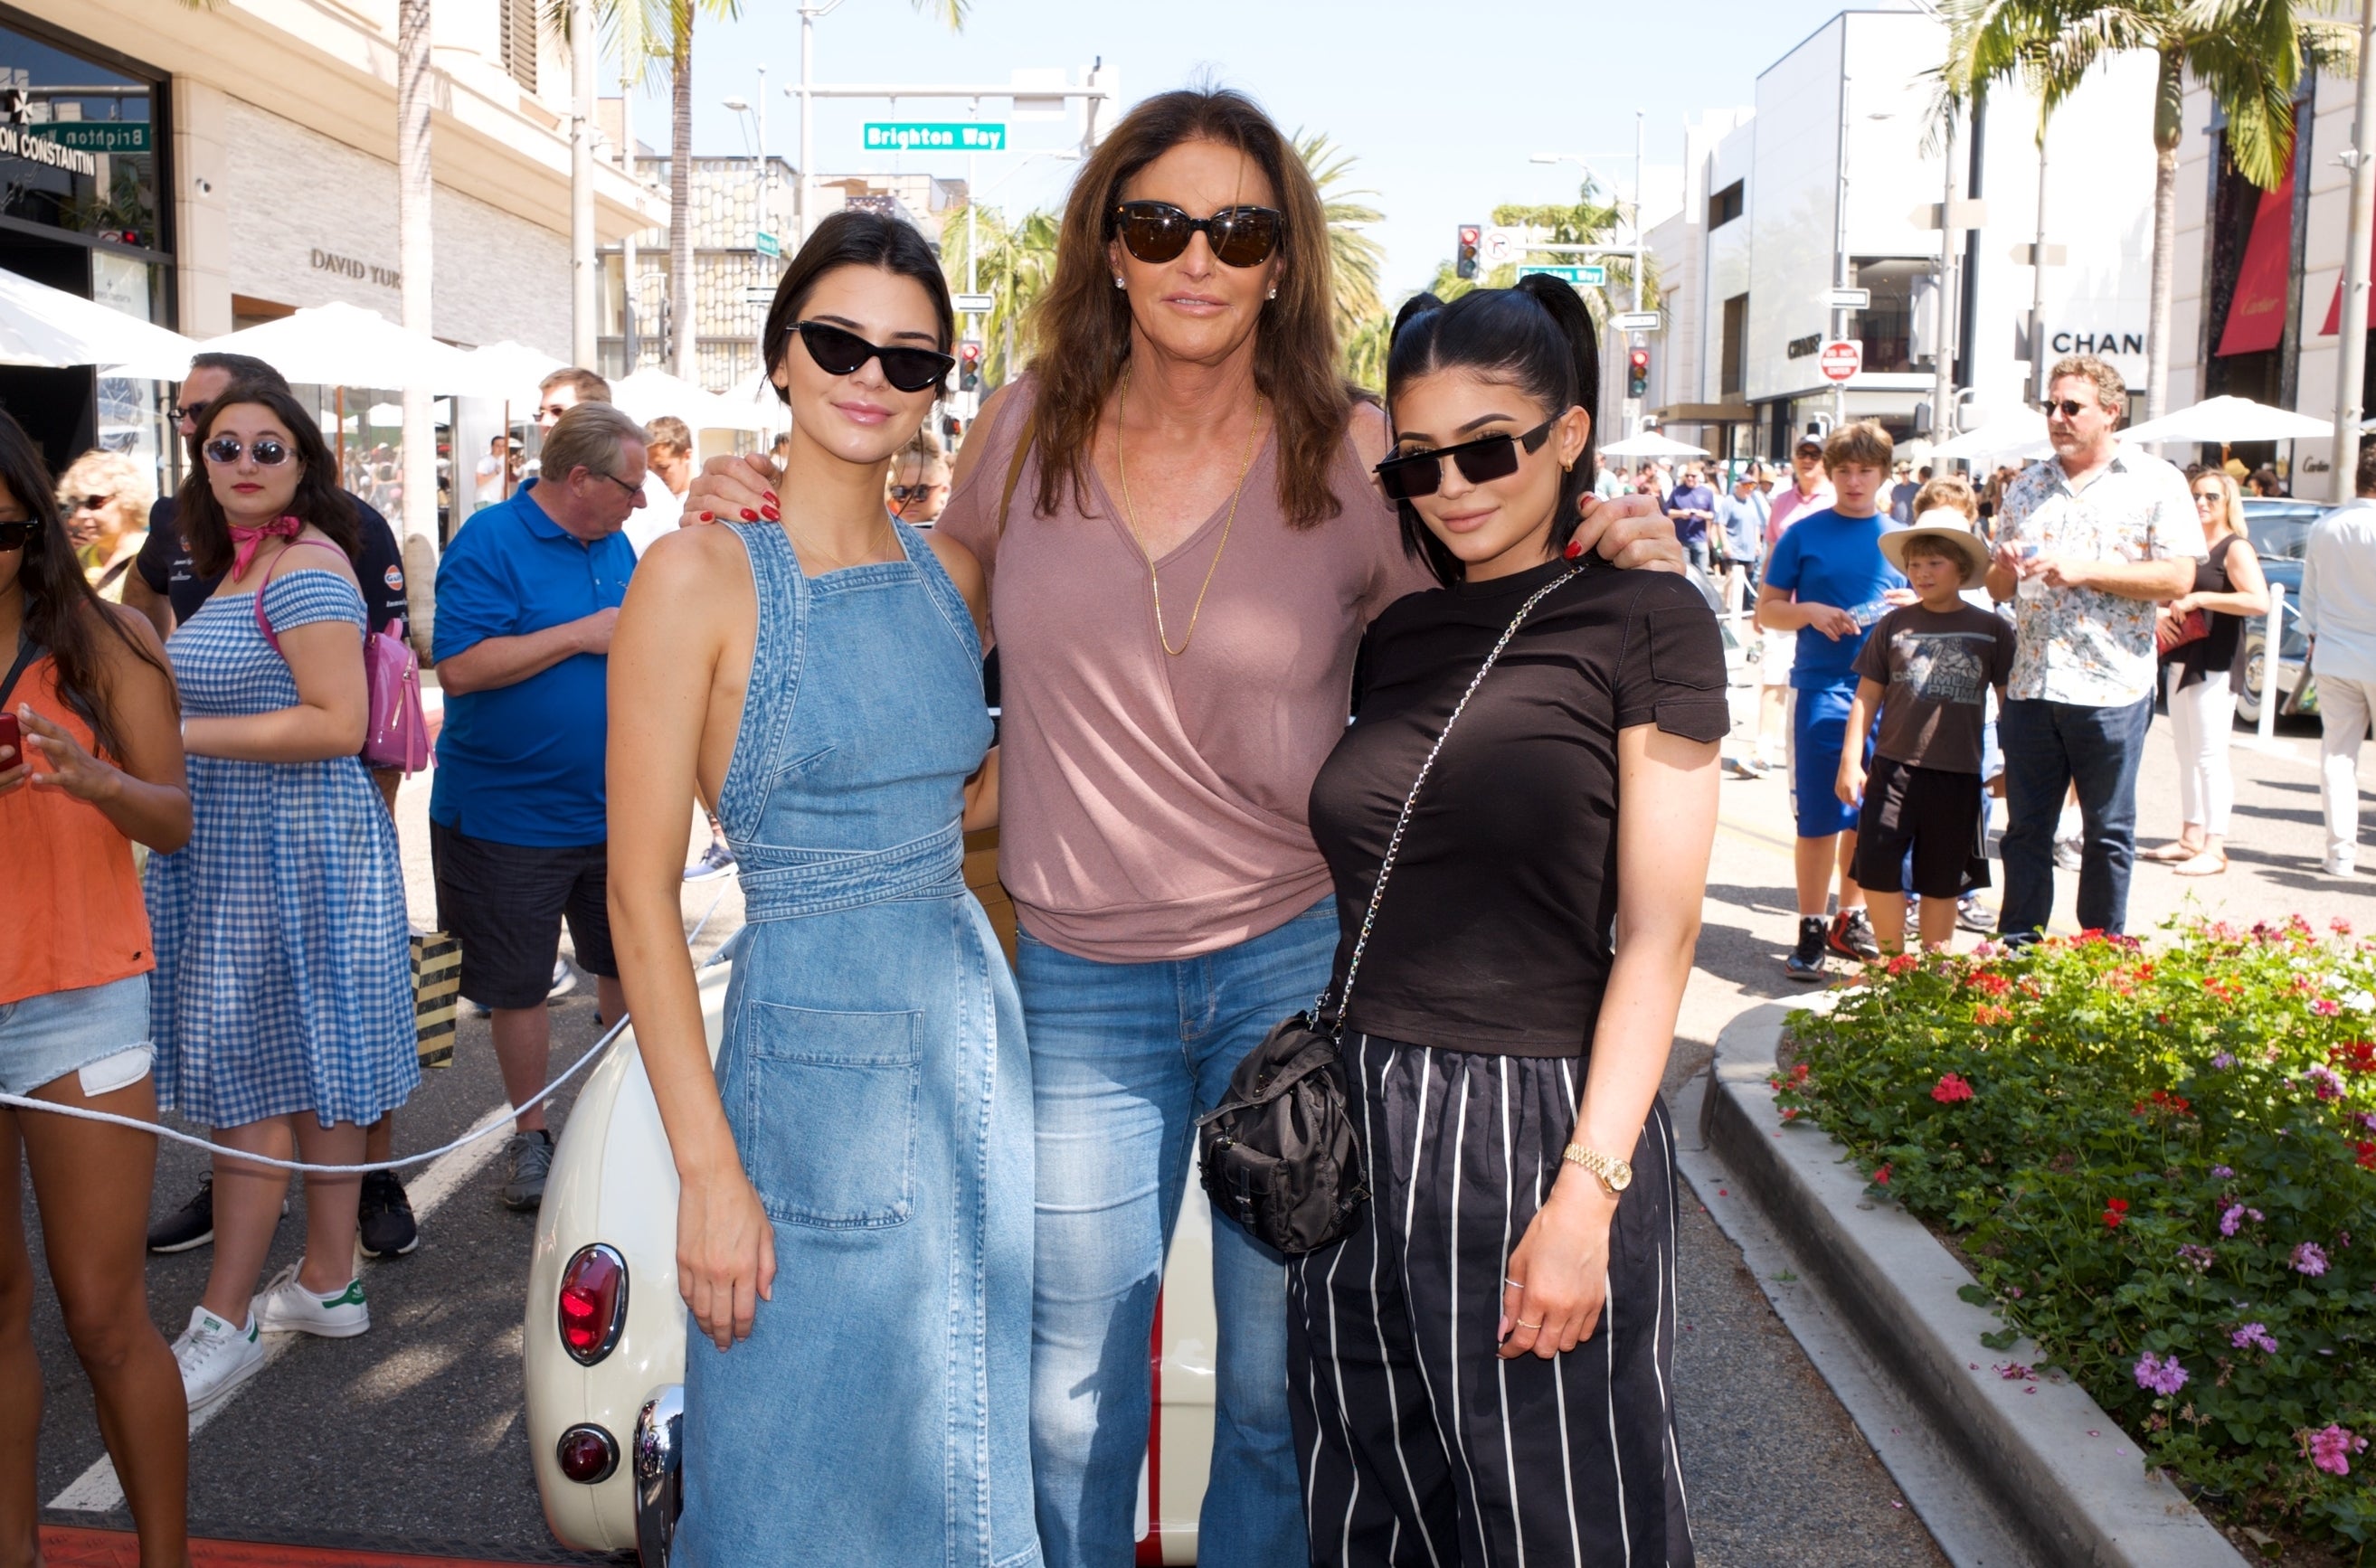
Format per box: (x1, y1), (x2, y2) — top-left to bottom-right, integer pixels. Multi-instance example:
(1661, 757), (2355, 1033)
(759, 210), (957, 406)
(175, 381), (358, 579)
(0, 411), (175, 760)
(1385, 274), (1600, 584)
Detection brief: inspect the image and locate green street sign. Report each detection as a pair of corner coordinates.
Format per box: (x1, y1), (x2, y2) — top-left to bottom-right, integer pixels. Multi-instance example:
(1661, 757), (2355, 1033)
(43, 122), (151, 154)
(863, 121), (1008, 153)
(1519, 263), (1607, 287)
(754, 231), (780, 258)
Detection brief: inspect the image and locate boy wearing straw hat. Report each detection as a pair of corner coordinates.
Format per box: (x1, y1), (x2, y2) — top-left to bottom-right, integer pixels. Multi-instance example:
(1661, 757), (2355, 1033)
(1836, 510), (2018, 952)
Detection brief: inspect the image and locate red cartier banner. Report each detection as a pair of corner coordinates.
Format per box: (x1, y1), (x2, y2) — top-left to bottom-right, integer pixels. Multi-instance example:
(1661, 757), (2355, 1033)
(2219, 166), (2296, 357)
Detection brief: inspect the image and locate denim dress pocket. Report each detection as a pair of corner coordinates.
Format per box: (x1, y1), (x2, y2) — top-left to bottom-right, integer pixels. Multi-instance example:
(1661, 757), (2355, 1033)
(736, 1001), (923, 1228)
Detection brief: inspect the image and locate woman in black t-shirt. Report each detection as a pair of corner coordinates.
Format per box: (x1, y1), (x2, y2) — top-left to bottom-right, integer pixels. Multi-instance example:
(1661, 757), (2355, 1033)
(1294, 278), (1725, 1567)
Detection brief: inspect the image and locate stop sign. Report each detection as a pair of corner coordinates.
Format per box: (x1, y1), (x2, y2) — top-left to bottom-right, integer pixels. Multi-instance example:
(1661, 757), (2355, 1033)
(1818, 340), (1862, 382)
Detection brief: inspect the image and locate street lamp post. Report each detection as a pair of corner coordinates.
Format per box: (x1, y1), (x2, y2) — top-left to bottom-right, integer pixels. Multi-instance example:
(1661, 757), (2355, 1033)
(2332, 0), (2376, 503)
(1530, 115), (1644, 437)
(570, 0), (596, 366)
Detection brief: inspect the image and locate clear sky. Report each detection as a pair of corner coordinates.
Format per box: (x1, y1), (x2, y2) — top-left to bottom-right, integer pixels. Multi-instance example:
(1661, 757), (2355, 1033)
(629, 0), (1900, 299)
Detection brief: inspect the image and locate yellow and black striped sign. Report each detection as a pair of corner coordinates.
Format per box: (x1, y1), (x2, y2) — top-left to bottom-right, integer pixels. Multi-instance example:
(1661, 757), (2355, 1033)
(412, 930), (462, 1069)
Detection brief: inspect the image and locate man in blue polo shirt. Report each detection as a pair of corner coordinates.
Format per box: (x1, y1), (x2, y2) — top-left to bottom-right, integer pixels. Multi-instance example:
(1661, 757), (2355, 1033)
(1756, 420), (1911, 978)
(431, 400), (647, 1209)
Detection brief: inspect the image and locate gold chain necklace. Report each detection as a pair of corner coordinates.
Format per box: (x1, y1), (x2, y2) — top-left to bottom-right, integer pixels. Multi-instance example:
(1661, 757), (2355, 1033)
(787, 515), (896, 575)
(1113, 364), (1264, 657)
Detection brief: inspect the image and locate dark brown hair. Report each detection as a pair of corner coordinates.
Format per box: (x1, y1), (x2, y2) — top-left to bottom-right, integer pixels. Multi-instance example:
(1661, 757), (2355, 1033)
(175, 382), (358, 578)
(0, 411), (175, 760)
(758, 210), (956, 406)
(1025, 88), (1348, 527)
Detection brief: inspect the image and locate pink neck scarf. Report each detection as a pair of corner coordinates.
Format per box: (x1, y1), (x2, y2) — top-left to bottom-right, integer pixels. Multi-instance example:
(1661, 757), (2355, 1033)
(229, 515), (303, 581)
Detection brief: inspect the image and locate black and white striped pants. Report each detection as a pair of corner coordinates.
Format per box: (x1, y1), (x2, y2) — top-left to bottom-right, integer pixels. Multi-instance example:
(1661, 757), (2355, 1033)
(1286, 1034), (1691, 1568)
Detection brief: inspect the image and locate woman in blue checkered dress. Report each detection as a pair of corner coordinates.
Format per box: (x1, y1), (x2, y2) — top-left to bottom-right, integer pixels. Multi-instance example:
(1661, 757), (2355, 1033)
(144, 383), (416, 1409)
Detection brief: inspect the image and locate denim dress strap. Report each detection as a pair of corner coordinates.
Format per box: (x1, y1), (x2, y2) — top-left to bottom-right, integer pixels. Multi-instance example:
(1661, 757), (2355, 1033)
(891, 517), (985, 667)
(715, 522), (809, 835)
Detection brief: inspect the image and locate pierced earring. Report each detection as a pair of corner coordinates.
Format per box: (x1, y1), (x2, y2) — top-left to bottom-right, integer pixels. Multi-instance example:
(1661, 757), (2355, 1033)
(1266, 286), (1278, 300)
(1114, 276), (1126, 289)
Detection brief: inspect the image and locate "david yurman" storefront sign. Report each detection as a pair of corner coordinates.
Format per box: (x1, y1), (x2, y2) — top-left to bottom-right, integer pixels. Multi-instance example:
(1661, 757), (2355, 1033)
(311, 248), (400, 288)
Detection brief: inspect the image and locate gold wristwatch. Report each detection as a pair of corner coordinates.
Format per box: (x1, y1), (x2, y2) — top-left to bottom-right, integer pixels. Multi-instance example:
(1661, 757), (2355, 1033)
(1562, 1143), (1633, 1197)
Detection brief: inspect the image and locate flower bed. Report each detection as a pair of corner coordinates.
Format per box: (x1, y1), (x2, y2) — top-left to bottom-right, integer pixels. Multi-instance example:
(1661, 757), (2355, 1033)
(1776, 918), (2376, 1548)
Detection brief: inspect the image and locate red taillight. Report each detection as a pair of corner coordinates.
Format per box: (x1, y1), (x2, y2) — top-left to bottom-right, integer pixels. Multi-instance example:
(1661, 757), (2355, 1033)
(556, 1423), (619, 1484)
(558, 1243), (628, 1365)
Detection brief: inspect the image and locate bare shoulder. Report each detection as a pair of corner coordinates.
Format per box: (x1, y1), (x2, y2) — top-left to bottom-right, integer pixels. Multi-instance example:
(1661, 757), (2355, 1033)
(295, 528), (364, 589)
(1345, 398), (1391, 468)
(101, 600), (171, 661)
(633, 517), (751, 601)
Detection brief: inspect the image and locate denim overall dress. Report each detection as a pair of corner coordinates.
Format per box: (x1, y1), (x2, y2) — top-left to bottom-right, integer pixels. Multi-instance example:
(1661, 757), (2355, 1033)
(677, 520), (1039, 1568)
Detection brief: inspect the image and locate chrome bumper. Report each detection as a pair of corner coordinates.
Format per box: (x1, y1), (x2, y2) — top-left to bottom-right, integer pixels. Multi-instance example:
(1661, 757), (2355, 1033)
(633, 1384), (684, 1568)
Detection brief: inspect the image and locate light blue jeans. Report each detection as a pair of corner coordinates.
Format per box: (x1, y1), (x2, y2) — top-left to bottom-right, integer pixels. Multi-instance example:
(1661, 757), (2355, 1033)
(1022, 897), (1339, 1568)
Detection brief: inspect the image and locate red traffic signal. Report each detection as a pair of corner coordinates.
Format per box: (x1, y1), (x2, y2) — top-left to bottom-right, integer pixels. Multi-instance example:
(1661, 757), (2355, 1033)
(1456, 223), (1481, 280)
(959, 339), (984, 392)
(1626, 348), (1651, 398)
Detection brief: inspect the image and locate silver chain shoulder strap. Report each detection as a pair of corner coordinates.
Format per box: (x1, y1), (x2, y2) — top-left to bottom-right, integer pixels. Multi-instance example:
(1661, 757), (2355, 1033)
(1320, 566), (1582, 1034)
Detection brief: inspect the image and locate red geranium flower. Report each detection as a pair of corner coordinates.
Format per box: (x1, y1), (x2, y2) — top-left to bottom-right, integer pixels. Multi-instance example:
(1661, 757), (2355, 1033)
(1932, 1072), (1974, 1104)
(2104, 1197), (2129, 1230)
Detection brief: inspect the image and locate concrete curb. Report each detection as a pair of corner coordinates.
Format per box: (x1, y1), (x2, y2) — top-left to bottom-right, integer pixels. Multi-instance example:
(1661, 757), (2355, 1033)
(1699, 998), (2245, 1568)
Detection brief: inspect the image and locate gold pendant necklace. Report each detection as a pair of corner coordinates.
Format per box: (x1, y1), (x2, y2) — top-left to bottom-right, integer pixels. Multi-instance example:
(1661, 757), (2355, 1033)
(788, 515), (896, 575)
(1113, 364), (1264, 657)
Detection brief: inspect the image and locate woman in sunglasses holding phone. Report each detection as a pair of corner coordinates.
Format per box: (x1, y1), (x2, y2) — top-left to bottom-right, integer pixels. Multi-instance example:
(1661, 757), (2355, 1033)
(1292, 279), (1720, 1566)
(143, 383), (417, 1410)
(0, 410), (193, 1568)
(608, 211), (1027, 1566)
(683, 89), (1681, 1568)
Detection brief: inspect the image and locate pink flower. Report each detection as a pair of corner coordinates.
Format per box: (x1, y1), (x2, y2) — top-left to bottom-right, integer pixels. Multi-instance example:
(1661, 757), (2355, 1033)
(2294, 1242), (2330, 1277)
(2176, 1244), (2216, 1270)
(2232, 1322), (2278, 1354)
(2309, 1424), (2367, 1478)
(2220, 1204), (2262, 1236)
(1872, 1163), (1892, 1186)
(2314, 997), (2343, 1017)
(2303, 1065), (2347, 1101)
(2133, 1351), (2188, 1396)
(1931, 1072), (1974, 1104)
(2335, 918), (2356, 937)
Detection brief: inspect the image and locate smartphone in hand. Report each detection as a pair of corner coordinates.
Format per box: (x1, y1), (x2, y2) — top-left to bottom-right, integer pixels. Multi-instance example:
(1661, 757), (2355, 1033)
(0, 710), (21, 772)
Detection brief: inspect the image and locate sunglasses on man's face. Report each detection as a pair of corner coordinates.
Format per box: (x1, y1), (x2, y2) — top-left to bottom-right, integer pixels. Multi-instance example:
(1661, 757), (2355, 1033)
(1110, 201), (1283, 269)
(203, 435), (292, 467)
(1373, 419), (1557, 502)
(790, 320), (956, 395)
(888, 483), (945, 501)
(2046, 398), (2097, 420)
(170, 400), (212, 428)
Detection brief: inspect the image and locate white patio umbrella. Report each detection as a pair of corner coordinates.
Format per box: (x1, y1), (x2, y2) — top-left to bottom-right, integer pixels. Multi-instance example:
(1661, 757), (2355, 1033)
(2120, 394), (2332, 446)
(611, 367), (778, 433)
(1599, 430), (1710, 458)
(1931, 410), (2050, 462)
(0, 268), (199, 370)
(453, 339), (568, 403)
(109, 301), (483, 391)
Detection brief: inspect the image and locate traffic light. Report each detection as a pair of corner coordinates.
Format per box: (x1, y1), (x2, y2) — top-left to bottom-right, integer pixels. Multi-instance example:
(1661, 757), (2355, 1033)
(1627, 348), (1650, 399)
(959, 340), (983, 393)
(1456, 224), (1481, 280)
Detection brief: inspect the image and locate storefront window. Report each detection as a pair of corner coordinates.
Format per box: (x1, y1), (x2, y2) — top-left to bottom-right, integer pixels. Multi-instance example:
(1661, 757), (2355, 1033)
(0, 30), (158, 248)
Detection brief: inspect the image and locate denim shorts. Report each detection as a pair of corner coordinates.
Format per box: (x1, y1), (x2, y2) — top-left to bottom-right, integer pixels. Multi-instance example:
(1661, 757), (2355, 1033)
(0, 972), (153, 1096)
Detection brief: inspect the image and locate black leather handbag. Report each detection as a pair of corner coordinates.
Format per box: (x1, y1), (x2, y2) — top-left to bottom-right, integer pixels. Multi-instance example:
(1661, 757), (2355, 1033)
(1197, 568), (1582, 1255)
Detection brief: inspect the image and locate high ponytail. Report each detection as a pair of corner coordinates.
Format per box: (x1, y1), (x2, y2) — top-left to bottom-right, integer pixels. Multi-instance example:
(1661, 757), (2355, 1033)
(1384, 277), (1601, 583)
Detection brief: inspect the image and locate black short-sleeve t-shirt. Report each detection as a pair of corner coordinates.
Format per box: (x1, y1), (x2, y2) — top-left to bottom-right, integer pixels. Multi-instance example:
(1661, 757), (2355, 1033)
(1849, 601), (2015, 773)
(137, 491), (411, 637)
(1309, 559), (1730, 1057)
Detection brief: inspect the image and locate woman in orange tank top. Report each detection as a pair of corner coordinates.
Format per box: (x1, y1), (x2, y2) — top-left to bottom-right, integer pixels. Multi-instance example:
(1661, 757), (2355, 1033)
(0, 411), (193, 1568)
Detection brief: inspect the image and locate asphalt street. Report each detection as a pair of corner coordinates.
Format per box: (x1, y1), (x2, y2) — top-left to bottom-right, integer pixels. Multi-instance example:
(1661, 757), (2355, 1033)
(21, 637), (2371, 1563)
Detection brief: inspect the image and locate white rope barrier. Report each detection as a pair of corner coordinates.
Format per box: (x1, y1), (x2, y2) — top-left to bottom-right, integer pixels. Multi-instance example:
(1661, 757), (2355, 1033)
(0, 883), (734, 1176)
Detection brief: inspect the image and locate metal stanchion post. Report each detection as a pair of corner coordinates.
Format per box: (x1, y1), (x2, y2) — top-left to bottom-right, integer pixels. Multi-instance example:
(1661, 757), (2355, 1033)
(2258, 581), (2286, 744)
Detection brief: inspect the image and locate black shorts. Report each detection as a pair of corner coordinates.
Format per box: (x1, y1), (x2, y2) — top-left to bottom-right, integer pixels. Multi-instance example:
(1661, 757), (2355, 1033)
(431, 821), (618, 1008)
(1850, 757), (1990, 900)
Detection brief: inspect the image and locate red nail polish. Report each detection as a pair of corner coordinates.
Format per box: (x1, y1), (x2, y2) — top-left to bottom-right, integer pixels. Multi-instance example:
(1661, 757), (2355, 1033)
(740, 508), (759, 522)
(699, 511), (715, 523)
(761, 505), (781, 522)
(1563, 538), (1586, 560)
(763, 491), (779, 505)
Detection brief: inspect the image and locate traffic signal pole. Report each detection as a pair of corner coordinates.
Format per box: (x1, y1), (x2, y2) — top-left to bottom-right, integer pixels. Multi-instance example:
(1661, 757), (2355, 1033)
(2330, 0), (2376, 503)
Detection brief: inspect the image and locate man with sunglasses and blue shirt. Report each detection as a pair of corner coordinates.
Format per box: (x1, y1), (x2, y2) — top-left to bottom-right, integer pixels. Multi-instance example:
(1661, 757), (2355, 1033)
(1985, 355), (2201, 941)
(430, 400), (645, 1210)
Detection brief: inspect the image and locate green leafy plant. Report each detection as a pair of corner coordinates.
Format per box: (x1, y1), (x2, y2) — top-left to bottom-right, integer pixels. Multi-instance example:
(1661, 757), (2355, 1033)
(1778, 918), (2376, 1545)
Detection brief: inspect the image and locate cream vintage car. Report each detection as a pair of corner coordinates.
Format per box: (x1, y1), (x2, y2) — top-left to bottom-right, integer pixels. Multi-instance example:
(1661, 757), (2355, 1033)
(524, 832), (1220, 1565)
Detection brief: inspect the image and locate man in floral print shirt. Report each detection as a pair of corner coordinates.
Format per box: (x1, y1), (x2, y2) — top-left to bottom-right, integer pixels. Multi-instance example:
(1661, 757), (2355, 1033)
(1985, 354), (2203, 940)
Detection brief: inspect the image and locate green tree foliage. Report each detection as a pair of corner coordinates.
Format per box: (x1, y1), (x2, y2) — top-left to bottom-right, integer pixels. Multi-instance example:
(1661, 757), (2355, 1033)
(939, 203), (1062, 388)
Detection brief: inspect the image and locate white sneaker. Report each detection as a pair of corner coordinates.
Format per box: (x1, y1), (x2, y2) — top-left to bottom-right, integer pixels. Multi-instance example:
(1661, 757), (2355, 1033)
(252, 1263), (371, 1338)
(2327, 855), (2358, 877)
(173, 1305), (264, 1411)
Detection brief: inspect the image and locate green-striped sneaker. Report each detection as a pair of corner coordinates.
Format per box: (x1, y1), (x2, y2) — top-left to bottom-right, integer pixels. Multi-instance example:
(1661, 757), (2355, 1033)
(174, 1305), (264, 1410)
(252, 1264), (370, 1338)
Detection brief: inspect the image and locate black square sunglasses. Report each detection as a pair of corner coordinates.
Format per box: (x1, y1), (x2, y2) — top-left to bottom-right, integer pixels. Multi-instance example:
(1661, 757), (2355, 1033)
(790, 320), (956, 394)
(1110, 201), (1283, 268)
(1373, 420), (1557, 501)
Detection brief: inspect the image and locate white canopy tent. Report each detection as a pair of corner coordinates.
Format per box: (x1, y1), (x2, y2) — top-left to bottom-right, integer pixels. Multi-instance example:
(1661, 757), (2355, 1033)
(107, 302), (484, 392)
(2121, 395), (2332, 447)
(1599, 430), (1710, 458)
(611, 368), (779, 433)
(1932, 411), (2050, 462)
(453, 340), (568, 404)
(0, 268), (199, 369)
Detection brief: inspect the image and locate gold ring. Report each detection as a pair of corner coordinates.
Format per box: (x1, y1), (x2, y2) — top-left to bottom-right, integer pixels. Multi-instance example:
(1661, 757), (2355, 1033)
(1517, 1318), (1543, 1330)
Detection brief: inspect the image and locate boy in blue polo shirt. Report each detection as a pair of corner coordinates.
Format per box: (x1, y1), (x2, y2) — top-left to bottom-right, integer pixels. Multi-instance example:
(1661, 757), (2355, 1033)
(1755, 420), (1908, 978)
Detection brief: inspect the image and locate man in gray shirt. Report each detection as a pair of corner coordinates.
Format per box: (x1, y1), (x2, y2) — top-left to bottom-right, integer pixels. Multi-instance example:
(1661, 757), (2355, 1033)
(2302, 444), (2376, 877)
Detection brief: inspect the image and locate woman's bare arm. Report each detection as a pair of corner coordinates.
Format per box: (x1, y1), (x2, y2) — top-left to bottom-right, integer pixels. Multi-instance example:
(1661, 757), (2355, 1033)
(606, 525), (774, 1349)
(4, 607), (191, 851)
(185, 552), (369, 762)
(1500, 723), (1718, 1360)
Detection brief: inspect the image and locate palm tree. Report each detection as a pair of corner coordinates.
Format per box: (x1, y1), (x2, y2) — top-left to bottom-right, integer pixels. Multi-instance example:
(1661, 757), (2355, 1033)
(1293, 131), (1387, 350)
(1488, 184), (1645, 327)
(940, 203), (1061, 386)
(1940, 0), (2354, 420)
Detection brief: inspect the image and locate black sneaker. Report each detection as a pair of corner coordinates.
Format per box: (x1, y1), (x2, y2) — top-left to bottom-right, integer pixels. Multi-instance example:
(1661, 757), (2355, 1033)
(1828, 909), (1881, 964)
(147, 1176), (215, 1253)
(684, 841), (737, 883)
(357, 1169), (420, 1258)
(500, 1129), (556, 1211)
(1785, 916), (1830, 981)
